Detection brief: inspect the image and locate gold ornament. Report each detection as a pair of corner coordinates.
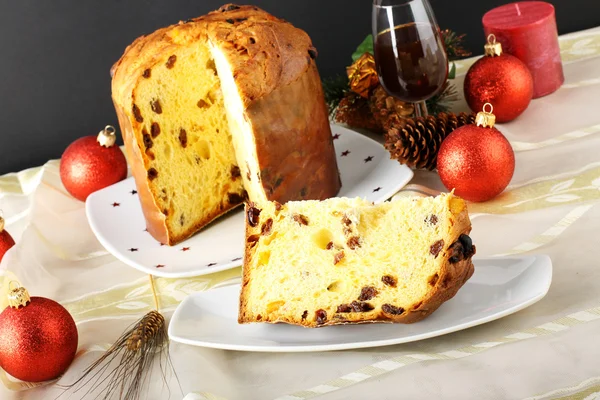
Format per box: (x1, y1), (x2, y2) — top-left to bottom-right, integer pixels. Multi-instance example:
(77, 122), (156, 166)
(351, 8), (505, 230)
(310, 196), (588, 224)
(346, 53), (380, 98)
(0, 215), (4, 232)
(97, 125), (117, 148)
(484, 34), (502, 57)
(334, 92), (382, 132)
(371, 86), (415, 130)
(7, 282), (31, 309)
(475, 103), (496, 128)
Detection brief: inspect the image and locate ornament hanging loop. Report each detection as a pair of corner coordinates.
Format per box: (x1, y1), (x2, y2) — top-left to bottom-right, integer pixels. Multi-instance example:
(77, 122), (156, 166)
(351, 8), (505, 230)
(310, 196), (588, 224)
(476, 103), (496, 128)
(97, 125), (117, 148)
(7, 281), (31, 309)
(484, 33), (503, 57)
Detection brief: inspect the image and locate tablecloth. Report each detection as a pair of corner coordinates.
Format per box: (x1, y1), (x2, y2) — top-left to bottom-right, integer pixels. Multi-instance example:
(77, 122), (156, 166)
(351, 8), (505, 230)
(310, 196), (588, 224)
(1, 26), (600, 400)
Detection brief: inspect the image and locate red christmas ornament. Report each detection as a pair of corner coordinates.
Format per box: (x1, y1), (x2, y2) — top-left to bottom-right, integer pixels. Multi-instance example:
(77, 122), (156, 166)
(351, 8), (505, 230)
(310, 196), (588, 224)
(437, 104), (515, 202)
(60, 125), (127, 201)
(0, 283), (78, 382)
(464, 34), (533, 123)
(0, 215), (15, 263)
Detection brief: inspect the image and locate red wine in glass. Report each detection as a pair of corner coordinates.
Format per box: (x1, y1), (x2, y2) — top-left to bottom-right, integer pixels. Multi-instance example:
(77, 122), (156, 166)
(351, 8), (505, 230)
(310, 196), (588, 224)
(373, 1), (448, 116)
(375, 23), (447, 101)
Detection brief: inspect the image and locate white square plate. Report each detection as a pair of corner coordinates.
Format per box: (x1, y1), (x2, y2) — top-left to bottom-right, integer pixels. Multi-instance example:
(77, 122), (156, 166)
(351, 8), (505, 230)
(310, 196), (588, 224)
(86, 125), (414, 278)
(168, 255), (552, 352)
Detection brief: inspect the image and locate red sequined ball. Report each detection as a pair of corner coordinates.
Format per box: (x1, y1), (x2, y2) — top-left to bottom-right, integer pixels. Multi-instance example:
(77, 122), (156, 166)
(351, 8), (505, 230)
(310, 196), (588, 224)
(60, 126), (127, 201)
(437, 123), (515, 202)
(0, 224), (15, 263)
(464, 54), (533, 123)
(0, 296), (78, 382)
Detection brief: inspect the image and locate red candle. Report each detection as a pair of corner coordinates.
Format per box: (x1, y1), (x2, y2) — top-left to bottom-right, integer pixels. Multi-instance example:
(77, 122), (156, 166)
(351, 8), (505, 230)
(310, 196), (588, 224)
(483, 1), (564, 98)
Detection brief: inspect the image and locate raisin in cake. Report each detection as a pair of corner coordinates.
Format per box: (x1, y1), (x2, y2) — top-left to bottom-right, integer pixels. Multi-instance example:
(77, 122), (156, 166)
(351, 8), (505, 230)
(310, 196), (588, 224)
(111, 4), (340, 245)
(239, 193), (475, 327)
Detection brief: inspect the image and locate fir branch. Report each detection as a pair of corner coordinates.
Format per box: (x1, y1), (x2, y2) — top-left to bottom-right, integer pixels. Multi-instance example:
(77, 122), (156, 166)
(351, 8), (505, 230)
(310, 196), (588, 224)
(322, 74), (349, 116)
(426, 81), (459, 115)
(441, 29), (471, 61)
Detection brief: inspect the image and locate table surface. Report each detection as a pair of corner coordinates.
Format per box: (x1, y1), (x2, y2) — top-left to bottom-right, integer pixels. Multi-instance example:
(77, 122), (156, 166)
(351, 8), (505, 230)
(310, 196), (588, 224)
(2, 26), (600, 400)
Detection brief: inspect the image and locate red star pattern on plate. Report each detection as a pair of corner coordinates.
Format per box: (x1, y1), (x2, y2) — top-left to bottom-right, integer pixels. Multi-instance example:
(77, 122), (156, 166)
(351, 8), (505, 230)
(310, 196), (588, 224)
(86, 126), (410, 278)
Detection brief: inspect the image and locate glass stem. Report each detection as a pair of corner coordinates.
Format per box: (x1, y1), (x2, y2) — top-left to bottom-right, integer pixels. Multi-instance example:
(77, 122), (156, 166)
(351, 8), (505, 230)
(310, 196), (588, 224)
(414, 101), (428, 117)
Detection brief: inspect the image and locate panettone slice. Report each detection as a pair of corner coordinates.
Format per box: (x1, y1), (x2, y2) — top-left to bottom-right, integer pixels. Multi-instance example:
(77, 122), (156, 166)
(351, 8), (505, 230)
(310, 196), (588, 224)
(239, 193), (475, 327)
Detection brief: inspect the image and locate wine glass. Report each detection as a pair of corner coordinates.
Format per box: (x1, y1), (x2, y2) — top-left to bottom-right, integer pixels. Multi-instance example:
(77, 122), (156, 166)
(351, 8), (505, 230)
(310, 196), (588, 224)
(372, 0), (448, 117)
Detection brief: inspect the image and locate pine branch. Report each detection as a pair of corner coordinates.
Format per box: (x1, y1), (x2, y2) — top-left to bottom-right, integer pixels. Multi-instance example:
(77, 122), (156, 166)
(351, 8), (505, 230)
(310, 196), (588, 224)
(441, 29), (472, 61)
(426, 81), (460, 115)
(322, 74), (350, 116)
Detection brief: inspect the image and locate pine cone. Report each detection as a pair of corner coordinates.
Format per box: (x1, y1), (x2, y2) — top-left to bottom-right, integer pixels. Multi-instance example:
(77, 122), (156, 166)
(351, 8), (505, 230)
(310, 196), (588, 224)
(384, 111), (477, 171)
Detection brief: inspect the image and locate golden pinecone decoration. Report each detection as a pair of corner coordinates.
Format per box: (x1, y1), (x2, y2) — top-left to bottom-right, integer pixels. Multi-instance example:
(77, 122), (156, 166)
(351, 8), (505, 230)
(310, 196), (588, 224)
(370, 86), (415, 131)
(384, 111), (477, 171)
(334, 92), (383, 132)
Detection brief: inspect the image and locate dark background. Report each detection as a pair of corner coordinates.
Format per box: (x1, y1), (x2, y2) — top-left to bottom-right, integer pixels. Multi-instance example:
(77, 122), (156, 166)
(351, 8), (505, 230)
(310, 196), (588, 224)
(0, 0), (597, 174)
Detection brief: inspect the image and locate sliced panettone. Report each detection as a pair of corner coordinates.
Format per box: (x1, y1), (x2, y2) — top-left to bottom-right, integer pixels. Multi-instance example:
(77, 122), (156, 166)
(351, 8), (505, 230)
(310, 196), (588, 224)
(239, 193), (475, 327)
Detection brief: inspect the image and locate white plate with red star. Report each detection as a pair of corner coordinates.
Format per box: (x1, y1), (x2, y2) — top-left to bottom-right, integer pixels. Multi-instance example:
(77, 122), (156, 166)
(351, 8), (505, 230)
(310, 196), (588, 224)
(85, 124), (414, 278)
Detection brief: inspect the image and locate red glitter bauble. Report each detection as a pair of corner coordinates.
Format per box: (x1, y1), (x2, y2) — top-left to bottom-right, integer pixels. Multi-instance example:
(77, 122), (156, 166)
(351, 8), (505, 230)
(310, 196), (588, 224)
(0, 296), (78, 382)
(60, 128), (127, 201)
(437, 124), (515, 202)
(0, 217), (15, 263)
(464, 54), (533, 123)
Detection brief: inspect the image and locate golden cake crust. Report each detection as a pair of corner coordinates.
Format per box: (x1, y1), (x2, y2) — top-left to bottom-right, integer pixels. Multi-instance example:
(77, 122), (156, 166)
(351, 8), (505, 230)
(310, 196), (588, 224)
(205, 6), (315, 108)
(112, 4), (315, 109)
(111, 4), (340, 245)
